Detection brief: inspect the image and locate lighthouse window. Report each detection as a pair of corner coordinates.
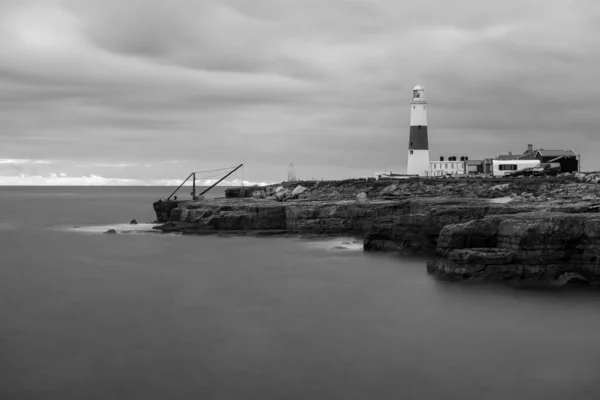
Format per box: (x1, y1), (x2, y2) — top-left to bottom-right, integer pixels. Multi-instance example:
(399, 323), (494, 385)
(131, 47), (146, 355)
(410, 150), (414, 155)
(413, 106), (415, 109)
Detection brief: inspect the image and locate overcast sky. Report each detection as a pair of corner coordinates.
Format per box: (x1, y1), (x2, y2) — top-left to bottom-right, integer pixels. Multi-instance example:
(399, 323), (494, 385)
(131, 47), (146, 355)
(1, 0), (599, 185)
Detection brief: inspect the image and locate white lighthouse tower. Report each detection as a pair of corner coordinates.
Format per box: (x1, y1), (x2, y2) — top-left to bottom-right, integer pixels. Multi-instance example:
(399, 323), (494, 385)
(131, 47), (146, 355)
(406, 85), (430, 176)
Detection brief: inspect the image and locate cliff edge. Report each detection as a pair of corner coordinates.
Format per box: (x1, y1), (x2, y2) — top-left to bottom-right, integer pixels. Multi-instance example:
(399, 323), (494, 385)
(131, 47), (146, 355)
(154, 174), (600, 284)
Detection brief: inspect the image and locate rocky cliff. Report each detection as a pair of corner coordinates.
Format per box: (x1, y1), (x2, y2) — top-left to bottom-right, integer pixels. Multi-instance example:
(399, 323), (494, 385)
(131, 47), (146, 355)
(427, 212), (600, 283)
(155, 175), (600, 284)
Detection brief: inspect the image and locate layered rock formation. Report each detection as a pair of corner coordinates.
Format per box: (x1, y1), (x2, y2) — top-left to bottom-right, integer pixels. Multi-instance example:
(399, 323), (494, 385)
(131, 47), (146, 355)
(155, 175), (600, 284)
(427, 212), (600, 283)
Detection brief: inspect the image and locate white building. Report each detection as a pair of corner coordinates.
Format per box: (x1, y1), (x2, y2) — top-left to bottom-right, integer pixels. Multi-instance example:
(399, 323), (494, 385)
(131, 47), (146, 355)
(429, 158), (466, 176)
(491, 160), (540, 177)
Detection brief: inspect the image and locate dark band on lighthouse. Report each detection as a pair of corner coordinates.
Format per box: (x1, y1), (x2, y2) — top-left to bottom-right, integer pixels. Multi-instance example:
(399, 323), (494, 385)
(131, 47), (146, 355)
(409, 126), (429, 150)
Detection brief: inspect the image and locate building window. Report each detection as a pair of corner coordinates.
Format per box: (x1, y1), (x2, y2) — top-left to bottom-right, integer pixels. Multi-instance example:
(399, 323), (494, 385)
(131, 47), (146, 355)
(413, 106), (415, 109)
(499, 164), (518, 171)
(410, 150), (413, 155)
(445, 164), (448, 169)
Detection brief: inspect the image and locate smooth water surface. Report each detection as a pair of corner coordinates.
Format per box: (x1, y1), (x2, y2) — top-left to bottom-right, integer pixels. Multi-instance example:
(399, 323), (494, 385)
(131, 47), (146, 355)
(1, 187), (600, 400)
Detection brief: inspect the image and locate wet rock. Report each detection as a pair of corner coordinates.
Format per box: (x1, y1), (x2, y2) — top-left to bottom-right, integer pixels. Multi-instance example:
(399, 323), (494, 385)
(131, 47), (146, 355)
(130, 219), (138, 224)
(552, 272), (588, 287)
(104, 229), (117, 234)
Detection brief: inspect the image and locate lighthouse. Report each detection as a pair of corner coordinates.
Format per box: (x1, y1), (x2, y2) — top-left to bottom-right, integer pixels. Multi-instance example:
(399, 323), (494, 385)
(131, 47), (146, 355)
(407, 85), (430, 176)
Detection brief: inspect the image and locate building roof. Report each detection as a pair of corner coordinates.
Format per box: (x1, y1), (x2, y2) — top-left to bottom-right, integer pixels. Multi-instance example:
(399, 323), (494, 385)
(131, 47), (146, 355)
(518, 149), (577, 159)
(496, 154), (521, 160)
(538, 149), (577, 157)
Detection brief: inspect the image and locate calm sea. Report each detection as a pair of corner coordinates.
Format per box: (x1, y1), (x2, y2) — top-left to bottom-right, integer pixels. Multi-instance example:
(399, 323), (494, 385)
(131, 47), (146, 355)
(1, 186), (600, 400)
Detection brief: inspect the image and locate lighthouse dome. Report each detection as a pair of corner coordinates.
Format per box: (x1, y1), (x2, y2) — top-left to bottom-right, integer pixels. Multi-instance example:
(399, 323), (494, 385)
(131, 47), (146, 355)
(413, 84), (424, 91)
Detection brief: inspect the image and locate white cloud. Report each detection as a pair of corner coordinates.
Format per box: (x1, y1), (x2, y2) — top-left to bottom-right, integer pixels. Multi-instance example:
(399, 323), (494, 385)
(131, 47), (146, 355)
(0, 159), (53, 164)
(148, 178), (271, 187)
(0, 173), (142, 186)
(0, 173), (271, 186)
(86, 163), (136, 167)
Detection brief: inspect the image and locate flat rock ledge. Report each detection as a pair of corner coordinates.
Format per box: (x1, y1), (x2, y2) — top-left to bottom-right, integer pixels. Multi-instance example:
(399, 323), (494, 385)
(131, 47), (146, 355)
(155, 195), (600, 284)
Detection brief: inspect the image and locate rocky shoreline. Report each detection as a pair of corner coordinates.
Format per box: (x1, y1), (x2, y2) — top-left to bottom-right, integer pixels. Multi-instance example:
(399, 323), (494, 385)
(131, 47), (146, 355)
(154, 174), (600, 285)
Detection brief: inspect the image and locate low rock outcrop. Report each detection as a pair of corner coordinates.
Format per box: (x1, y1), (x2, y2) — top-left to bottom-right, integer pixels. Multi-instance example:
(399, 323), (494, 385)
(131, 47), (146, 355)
(427, 212), (600, 283)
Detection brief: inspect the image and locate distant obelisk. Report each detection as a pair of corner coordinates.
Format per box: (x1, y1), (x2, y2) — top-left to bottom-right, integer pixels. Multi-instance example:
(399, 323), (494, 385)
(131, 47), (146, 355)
(407, 85), (429, 176)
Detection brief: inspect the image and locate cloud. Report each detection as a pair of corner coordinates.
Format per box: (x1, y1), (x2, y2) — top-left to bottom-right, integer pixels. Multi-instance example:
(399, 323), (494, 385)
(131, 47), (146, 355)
(152, 178), (271, 187)
(0, 173), (270, 186)
(0, 159), (52, 164)
(0, 0), (599, 183)
(0, 173), (142, 186)
(85, 163), (137, 168)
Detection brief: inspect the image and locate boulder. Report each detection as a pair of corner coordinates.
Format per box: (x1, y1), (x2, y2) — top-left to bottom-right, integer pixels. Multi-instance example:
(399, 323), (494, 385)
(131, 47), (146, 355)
(103, 229), (117, 234)
(380, 184), (398, 195)
(356, 192), (368, 203)
(291, 185), (307, 197)
(253, 190), (266, 199)
(275, 186), (285, 193)
(130, 219), (138, 224)
(275, 189), (292, 202)
(491, 183), (510, 191)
